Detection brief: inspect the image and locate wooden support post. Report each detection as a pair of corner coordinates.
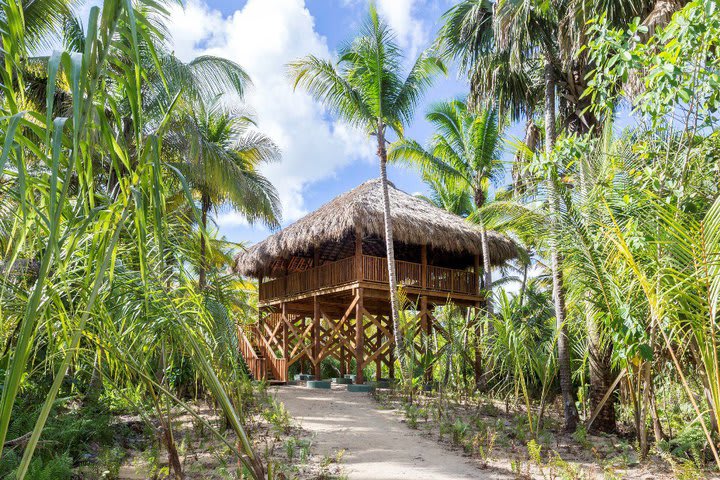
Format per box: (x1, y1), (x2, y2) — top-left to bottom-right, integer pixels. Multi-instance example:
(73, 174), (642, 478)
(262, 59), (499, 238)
(421, 244), (427, 289)
(301, 316), (307, 374)
(313, 247), (320, 290)
(258, 273), (264, 303)
(474, 254), (481, 296)
(313, 296), (321, 379)
(355, 226), (363, 281)
(375, 327), (382, 381)
(421, 296), (432, 385)
(283, 263), (289, 298)
(420, 295), (428, 333)
(355, 288), (365, 384)
(281, 303), (288, 359)
(340, 343), (347, 376)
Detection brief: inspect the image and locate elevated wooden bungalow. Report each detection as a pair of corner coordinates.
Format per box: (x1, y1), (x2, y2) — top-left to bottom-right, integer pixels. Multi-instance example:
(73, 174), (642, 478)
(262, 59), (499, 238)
(233, 179), (517, 383)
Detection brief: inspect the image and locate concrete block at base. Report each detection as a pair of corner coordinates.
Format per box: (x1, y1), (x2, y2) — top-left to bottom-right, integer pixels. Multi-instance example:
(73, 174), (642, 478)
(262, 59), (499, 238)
(343, 374), (356, 380)
(306, 380), (331, 389)
(294, 374), (313, 381)
(332, 377), (353, 384)
(347, 384), (375, 393)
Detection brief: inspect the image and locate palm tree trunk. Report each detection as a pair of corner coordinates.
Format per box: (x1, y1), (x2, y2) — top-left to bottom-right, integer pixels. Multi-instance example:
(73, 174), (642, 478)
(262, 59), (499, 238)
(479, 226), (493, 317)
(544, 58), (580, 432)
(513, 116), (539, 195)
(163, 424), (185, 480)
(587, 308), (616, 433)
(377, 123), (406, 376)
(518, 262), (528, 308)
(199, 192), (210, 290)
(475, 206), (493, 391)
(86, 352), (104, 403)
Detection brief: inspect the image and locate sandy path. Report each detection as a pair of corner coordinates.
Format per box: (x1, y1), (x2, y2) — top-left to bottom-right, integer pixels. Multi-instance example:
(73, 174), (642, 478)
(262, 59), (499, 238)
(273, 385), (513, 480)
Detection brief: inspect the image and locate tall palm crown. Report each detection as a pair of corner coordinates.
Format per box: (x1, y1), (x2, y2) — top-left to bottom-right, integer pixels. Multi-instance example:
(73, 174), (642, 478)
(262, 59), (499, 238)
(3, 0), (78, 53)
(288, 3), (445, 379)
(389, 100), (504, 390)
(176, 102), (281, 228)
(288, 5), (445, 138)
(418, 175), (474, 218)
(389, 100), (504, 208)
(437, 0), (682, 134)
(436, 0), (544, 123)
(167, 100), (281, 289)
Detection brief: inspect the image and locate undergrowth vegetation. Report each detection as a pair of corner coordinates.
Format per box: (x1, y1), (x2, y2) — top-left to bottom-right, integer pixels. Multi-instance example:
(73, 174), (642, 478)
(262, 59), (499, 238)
(2, 0), (720, 478)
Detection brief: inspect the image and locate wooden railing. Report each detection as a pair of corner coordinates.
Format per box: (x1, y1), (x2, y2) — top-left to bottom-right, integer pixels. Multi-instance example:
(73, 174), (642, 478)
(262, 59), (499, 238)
(426, 265), (477, 295)
(260, 256), (360, 300)
(318, 256), (356, 289)
(259, 254), (479, 301)
(253, 325), (288, 382)
(238, 325), (288, 382)
(360, 255), (476, 294)
(238, 327), (266, 381)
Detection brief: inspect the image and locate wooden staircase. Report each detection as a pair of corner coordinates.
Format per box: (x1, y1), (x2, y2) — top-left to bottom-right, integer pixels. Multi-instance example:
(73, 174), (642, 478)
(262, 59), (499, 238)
(238, 325), (288, 383)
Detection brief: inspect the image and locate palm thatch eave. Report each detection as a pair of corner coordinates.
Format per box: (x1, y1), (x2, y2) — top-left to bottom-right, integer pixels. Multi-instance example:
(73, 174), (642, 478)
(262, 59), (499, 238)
(233, 178), (517, 277)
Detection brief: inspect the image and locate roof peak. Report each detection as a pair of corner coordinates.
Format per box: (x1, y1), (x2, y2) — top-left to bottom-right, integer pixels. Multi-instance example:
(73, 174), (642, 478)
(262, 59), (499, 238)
(358, 177), (396, 189)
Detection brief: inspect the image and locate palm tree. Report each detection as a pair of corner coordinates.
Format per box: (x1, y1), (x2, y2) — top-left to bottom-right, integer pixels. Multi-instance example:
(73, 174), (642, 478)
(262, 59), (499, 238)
(416, 174), (473, 218)
(389, 100), (503, 388)
(168, 100), (281, 289)
(1, 0), (79, 54)
(435, 0), (544, 157)
(436, 0), (583, 430)
(436, 0), (688, 433)
(288, 3), (445, 375)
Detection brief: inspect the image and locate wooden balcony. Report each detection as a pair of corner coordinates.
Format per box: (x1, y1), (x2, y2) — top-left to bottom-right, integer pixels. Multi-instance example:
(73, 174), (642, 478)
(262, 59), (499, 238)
(259, 254), (479, 303)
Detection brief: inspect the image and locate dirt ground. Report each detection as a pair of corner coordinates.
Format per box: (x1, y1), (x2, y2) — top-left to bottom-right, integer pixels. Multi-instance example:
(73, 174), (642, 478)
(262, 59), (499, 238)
(273, 384), (514, 480)
(111, 383), (711, 479)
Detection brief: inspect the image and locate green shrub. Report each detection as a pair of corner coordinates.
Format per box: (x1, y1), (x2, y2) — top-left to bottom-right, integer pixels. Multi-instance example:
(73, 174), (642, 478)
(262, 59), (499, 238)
(572, 425), (591, 449)
(451, 419), (470, 445)
(97, 446), (126, 479)
(24, 454), (73, 480)
(284, 437), (297, 461)
(403, 404), (422, 429)
(262, 399), (292, 435)
(298, 439), (312, 464)
(471, 427), (497, 463)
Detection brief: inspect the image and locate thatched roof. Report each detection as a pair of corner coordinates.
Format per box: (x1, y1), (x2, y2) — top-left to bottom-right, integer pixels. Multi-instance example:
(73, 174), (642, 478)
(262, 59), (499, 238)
(233, 178), (517, 277)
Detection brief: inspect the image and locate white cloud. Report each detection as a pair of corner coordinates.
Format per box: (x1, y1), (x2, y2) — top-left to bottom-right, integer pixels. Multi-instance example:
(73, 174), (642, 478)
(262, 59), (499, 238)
(376, 0), (429, 59)
(343, 0), (429, 59)
(214, 211), (249, 228)
(166, 0), (374, 226)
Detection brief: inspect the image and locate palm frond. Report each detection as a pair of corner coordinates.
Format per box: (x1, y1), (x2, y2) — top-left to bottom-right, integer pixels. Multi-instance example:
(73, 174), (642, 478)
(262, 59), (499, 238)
(288, 55), (373, 130)
(391, 51), (447, 131)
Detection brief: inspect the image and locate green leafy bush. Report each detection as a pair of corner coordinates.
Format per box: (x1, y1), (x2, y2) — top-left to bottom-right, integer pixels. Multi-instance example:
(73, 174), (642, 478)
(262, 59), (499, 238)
(451, 419), (470, 445)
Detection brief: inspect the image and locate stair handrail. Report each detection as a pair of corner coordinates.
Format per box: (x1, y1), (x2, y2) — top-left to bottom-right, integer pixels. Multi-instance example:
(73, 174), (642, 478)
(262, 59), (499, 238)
(238, 326), (259, 360)
(238, 325), (266, 380)
(251, 324), (288, 382)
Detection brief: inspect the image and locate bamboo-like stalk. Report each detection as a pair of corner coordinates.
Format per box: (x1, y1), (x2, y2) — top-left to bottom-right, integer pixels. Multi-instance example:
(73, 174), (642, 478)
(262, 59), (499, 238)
(0, 2), (267, 478)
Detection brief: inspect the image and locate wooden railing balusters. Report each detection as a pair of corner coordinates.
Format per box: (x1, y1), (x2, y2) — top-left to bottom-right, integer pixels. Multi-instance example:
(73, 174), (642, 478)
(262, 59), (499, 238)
(258, 254), (480, 301)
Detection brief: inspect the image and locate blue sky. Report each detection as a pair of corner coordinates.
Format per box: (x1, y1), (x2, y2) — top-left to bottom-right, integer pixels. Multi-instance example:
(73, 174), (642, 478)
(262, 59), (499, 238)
(165, 0), (528, 246)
